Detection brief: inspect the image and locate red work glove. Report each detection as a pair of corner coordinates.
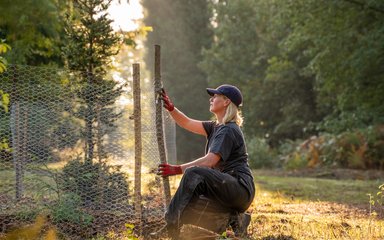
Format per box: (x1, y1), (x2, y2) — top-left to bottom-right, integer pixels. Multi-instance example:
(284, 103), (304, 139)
(157, 163), (182, 177)
(160, 89), (175, 112)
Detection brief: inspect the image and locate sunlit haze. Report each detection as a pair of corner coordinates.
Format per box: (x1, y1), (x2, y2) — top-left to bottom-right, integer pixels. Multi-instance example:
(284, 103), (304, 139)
(108, 0), (143, 31)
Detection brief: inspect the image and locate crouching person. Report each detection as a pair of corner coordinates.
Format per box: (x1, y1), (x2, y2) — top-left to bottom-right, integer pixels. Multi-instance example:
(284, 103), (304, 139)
(152, 85), (255, 239)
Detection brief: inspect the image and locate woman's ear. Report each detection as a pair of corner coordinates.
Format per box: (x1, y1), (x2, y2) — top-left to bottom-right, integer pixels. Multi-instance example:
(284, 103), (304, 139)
(224, 98), (231, 107)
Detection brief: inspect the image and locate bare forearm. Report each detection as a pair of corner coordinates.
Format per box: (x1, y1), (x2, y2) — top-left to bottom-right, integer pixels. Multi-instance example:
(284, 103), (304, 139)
(180, 153), (220, 173)
(168, 108), (206, 135)
(169, 107), (191, 129)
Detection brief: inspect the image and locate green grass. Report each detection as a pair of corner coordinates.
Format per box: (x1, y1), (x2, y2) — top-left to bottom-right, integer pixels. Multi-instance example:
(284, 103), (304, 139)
(0, 169), (58, 199)
(249, 170), (384, 240)
(1, 167), (383, 239)
(254, 173), (381, 204)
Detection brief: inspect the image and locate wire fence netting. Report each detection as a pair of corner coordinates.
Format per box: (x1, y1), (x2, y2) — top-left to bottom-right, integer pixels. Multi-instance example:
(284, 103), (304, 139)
(0, 64), (176, 239)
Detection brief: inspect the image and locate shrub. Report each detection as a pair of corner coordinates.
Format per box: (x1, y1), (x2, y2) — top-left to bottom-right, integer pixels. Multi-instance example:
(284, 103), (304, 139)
(278, 139), (309, 170)
(276, 125), (384, 170)
(364, 125), (384, 169)
(51, 192), (93, 226)
(247, 137), (278, 168)
(59, 158), (130, 210)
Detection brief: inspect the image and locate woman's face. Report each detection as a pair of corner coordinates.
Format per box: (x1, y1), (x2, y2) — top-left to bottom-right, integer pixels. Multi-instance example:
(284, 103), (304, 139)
(209, 94), (230, 113)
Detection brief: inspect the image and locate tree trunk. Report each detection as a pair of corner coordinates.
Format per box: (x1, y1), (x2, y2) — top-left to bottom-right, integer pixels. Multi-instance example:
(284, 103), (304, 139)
(10, 66), (26, 201)
(85, 72), (95, 164)
(11, 101), (23, 201)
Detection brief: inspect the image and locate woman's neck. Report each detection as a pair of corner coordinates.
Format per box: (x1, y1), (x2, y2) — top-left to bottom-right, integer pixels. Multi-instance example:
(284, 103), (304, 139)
(215, 111), (225, 124)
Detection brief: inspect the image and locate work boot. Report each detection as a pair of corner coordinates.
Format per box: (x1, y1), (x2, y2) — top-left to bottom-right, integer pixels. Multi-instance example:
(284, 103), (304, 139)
(229, 212), (251, 237)
(149, 224), (180, 239)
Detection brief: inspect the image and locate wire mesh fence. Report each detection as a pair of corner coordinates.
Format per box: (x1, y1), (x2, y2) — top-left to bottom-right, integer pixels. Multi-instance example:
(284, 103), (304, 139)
(0, 64), (176, 239)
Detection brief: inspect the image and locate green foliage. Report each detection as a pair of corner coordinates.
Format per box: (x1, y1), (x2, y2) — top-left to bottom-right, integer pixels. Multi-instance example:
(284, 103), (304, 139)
(284, 152), (308, 170)
(247, 137), (278, 168)
(200, 0), (320, 144)
(123, 223), (138, 240)
(0, 0), (65, 66)
(52, 192), (93, 226)
(201, 0), (384, 158)
(378, 184), (384, 206)
(0, 90), (9, 113)
(59, 158), (130, 209)
(63, 0), (121, 74)
(278, 139), (309, 170)
(322, 128), (383, 169)
(0, 39), (10, 113)
(91, 223), (138, 240)
(285, 0), (384, 126)
(274, 0), (384, 132)
(367, 183), (384, 218)
(15, 204), (42, 222)
(63, 0), (126, 164)
(276, 125), (384, 170)
(0, 39), (10, 73)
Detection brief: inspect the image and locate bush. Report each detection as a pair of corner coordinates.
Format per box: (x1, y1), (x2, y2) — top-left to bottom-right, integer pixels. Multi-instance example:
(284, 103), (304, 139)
(364, 125), (384, 169)
(278, 139), (309, 170)
(336, 131), (367, 168)
(323, 127), (382, 169)
(59, 158), (130, 210)
(51, 193), (93, 226)
(275, 125), (384, 170)
(247, 137), (278, 168)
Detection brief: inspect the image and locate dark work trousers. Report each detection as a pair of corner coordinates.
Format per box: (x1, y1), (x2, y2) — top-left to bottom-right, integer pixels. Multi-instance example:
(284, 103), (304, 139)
(165, 166), (253, 228)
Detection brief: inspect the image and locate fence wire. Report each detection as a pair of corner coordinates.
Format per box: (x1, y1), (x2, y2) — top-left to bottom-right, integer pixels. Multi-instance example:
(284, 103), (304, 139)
(0, 64), (176, 239)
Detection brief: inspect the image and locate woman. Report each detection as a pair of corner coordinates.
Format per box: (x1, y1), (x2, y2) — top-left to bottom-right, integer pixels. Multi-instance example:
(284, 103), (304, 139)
(155, 84), (255, 239)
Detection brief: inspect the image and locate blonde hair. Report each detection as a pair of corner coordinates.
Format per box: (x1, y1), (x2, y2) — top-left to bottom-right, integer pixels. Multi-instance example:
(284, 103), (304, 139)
(222, 97), (243, 126)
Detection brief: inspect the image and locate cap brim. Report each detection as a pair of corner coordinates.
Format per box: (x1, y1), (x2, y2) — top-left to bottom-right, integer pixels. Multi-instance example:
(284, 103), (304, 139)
(206, 88), (221, 96)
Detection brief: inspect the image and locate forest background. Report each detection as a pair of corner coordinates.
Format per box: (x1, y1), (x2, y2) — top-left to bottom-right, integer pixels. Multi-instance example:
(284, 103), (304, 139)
(1, 0), (384, 171)
(143, 0), (384, 171)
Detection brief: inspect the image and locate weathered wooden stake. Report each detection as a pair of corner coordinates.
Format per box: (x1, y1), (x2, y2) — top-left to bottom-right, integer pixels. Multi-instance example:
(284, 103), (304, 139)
(154, 45), (172, 205)
(133, 63), (142, 229)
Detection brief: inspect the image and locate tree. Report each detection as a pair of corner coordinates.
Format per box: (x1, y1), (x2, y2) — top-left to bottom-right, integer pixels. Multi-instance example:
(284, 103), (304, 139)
(142, 0), (213, 161)
(0, 0), (66, 200)
(277, 0), (384, 132)
(200, 0), (320, 144)
(62, 0), (125, 164)
(0, 0), (64, 66)
(200, 0), (268, 138)
(201, 0), (384, 147)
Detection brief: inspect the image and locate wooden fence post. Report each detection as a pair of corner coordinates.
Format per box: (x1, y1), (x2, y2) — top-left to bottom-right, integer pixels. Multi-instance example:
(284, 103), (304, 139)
(154, 45), (172, 205)
(133, 63), (142, 230)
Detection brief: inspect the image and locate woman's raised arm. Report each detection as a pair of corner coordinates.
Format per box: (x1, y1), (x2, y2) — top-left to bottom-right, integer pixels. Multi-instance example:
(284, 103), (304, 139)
(161, 89), (206, 136)
(169, 108), (206, 136)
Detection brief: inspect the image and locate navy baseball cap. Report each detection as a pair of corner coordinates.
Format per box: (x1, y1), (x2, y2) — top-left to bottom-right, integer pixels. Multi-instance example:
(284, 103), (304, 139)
(206, 84), (243, 107)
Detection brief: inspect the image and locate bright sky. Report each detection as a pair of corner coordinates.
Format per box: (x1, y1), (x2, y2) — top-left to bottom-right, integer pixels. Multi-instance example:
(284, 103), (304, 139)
(108, 0), (143, 32)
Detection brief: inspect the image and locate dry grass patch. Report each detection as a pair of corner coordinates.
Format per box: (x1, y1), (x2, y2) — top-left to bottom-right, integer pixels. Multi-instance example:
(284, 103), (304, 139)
(248, 171), (384, 240)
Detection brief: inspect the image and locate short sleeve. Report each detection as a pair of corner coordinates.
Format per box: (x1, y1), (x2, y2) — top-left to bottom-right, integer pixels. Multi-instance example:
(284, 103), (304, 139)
(202, 121), (215, 138)
(208, 126), (233, 162)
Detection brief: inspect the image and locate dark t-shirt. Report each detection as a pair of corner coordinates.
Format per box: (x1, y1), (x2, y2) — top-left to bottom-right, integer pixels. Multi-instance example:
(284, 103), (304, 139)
(202, 121), (255, 196)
